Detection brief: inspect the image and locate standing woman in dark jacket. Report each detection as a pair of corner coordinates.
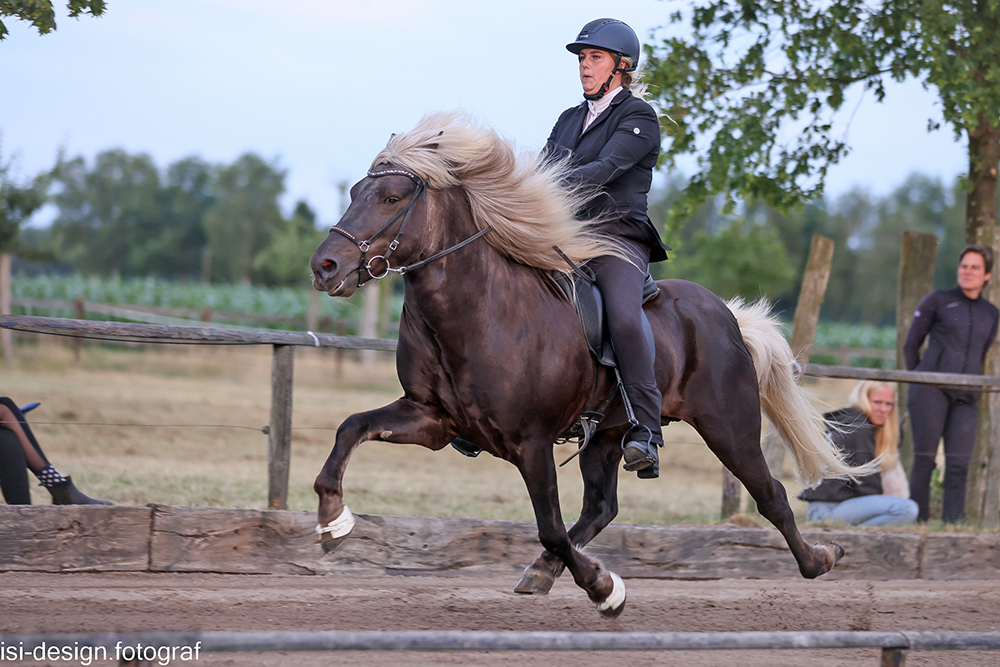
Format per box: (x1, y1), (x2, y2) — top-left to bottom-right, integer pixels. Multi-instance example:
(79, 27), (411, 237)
(545, 18), (670, 478)
(905, 244), (999, 523)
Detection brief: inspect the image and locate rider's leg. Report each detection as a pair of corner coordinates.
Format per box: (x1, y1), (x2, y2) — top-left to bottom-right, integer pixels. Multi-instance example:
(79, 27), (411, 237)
(588, 246), (663, 478)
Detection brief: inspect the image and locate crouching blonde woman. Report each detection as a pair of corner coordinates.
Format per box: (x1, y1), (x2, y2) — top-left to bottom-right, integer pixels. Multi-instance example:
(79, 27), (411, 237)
(798, 381), (917, 526)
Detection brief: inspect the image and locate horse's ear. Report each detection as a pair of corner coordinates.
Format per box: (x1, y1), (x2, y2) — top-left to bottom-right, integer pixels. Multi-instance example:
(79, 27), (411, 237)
(421, 130), (445, 152)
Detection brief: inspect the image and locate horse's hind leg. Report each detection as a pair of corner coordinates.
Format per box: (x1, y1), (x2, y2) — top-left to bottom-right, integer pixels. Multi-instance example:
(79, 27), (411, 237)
(516, 439), (627, 616)
(516, 428), (624, 594)
(697, 406), (841, 579)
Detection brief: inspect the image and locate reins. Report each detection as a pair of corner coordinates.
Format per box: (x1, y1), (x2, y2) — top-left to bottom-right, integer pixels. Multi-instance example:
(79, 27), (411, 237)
(328, 166), (490, 287)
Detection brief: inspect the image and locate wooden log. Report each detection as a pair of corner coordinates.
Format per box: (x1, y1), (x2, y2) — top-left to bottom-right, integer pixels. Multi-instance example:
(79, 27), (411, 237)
(721, 467), (741, 519)
(896, 231), (938, 476)
(1, 252), (11, 361)
(268, 345), (294, 510)
(0, 314), (397, 350)
(789, 235), (835, 360)
(7, 506), (1000, 581)
(801, 363), (1000, 388)
(0, 505), (151, 571)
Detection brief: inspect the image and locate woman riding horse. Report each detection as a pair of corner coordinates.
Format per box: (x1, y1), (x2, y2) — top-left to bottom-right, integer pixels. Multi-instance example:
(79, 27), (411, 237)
(546, 18), (669, 479)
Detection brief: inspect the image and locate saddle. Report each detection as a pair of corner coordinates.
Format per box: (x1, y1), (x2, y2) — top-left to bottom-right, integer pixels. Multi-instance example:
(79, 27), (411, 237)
(548, 266), (659, 367)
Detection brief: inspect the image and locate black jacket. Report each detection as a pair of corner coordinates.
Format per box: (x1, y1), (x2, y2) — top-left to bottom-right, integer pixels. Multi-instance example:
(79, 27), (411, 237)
(904, 287), (999, 404)
(797, 407), (882, 503)
(544, 89), (669, 262)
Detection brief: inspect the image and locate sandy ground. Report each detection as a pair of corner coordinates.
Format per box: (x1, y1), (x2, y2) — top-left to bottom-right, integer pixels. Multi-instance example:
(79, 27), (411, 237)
(1, 571), (998, 666)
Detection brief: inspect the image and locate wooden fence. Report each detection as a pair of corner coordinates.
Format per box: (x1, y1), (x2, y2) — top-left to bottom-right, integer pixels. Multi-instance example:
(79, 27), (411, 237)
(1, 313), (998, 511)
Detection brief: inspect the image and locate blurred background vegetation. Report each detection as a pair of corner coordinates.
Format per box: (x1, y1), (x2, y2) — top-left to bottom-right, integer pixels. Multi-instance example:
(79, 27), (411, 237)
(1, 144), (987, 334)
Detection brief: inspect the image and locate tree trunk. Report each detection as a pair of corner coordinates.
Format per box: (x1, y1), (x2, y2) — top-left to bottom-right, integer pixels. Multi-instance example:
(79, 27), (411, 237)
(965, 115), (1000, 526)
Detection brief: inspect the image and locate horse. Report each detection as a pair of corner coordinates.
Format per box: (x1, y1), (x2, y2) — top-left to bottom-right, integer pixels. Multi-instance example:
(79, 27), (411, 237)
(309, 112), (874, 617)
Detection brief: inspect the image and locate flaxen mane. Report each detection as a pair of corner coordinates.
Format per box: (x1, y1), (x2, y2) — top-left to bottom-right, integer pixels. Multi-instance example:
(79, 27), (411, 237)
(371, 111), (625, 271)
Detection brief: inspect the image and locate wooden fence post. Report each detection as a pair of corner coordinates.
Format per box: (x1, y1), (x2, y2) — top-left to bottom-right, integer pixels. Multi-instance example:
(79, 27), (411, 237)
(0, 252), (11, 361)
(268, 344), (294, 510)
(74, 297), (85, 362)
(740, 236), (834, 516)
(968, 225), (1000, 526)
(895, 231), (938, 478)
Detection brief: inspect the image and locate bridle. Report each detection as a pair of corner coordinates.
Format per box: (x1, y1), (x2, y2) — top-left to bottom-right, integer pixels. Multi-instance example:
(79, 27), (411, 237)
(328, 166), (491, 288)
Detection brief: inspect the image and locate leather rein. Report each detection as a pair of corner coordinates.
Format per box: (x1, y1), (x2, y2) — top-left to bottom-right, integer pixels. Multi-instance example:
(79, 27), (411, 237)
(328, 166), (491, 288)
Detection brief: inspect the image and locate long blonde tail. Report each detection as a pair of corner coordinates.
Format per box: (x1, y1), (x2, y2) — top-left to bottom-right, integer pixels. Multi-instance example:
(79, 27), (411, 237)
(726, 297), (881, 486)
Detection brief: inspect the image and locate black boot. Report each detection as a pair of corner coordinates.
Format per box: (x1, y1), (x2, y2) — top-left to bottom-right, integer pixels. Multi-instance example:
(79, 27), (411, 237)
(48, 477), (112, 505)
(622, 425), (661, 479)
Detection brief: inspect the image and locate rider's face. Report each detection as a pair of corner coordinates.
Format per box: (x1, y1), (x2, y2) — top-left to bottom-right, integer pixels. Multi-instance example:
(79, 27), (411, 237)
(578, 48), (620, 96)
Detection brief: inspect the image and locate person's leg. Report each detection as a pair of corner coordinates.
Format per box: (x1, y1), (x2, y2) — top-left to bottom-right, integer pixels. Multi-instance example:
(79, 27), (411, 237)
(0, 427), (32, 504)
(588, 249), (662, 477)
(907, 384), (948, 521)
(0, 397), (110, 505)
(825, 495), (920, 527)
(806, 501), (838, 522)
(0, 397), (50, 469)
(940, 400), (979, 524)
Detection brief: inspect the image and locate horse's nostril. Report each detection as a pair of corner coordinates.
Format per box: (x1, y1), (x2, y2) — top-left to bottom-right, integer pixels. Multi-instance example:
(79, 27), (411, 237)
(322, 260), (333, 269)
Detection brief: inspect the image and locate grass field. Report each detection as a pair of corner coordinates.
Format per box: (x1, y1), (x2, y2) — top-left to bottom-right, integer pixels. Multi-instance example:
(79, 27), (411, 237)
(0, 335), (966, 530)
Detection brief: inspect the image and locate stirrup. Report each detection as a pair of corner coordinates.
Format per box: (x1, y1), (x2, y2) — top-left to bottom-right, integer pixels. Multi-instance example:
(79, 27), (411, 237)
(621, 424), (658, 473)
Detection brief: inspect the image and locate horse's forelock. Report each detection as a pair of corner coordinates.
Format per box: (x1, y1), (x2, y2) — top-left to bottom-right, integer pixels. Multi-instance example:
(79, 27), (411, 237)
(370, 112), (627, 271)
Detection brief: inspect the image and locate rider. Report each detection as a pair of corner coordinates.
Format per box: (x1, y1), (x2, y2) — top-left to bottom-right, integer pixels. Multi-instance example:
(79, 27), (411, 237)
(545, 18), (669, 478)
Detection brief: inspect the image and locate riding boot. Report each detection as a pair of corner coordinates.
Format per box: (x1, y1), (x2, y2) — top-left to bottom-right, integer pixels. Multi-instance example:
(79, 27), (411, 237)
(47, 477), (112, 505)
(622, 424), (662, 478)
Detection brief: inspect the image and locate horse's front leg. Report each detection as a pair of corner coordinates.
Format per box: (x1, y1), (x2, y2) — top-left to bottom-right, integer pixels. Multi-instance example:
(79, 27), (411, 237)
(516, 441), (627, 617)
(315, 398), (450, 551)
(516, 427), (625, 595)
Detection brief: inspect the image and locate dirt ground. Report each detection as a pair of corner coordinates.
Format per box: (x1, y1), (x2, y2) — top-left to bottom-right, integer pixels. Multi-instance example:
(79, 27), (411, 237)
(1, 571), (998, 666)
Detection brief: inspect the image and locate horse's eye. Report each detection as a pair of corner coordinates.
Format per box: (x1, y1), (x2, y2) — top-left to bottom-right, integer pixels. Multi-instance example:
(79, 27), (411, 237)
(384, 196), (399, 205)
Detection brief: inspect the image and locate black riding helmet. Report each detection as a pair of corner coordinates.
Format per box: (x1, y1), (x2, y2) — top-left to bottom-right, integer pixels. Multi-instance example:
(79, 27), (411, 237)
(566, 18), (640, 100)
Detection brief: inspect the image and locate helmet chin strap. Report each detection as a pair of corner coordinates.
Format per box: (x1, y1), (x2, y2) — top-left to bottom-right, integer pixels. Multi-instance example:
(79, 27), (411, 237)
(583, 53), (622, 101)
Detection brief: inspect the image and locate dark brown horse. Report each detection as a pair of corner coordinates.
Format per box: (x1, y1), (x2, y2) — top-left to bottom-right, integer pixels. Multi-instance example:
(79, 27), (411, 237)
(310, 112), (873, 616)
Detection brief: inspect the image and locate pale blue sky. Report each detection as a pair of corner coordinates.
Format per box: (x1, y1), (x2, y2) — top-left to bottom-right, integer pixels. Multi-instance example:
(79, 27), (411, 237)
(1, 0), (967, 226)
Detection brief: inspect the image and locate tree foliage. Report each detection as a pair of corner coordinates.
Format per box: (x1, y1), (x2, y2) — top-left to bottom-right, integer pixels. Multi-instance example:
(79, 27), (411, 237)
(40, 149), (321, 287)
(0, 151), (47, 254)
(0, 0), (105, 39)
(647, 0), (1000, 244)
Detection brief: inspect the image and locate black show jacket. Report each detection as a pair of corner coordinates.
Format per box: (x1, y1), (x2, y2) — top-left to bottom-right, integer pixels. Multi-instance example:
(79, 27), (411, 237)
(544, 89), (668, 262)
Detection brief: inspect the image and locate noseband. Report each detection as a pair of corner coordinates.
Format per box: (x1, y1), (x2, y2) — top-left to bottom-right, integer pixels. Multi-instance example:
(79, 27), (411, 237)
(328, 166), (490, 287)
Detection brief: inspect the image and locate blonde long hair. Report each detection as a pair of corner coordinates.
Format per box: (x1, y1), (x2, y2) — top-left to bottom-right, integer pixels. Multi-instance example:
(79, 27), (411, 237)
(370, 111), (628, 271)
(847, 380), (900, 472)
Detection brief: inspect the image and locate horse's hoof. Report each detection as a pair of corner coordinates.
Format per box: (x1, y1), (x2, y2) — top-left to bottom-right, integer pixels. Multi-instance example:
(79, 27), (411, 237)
(830, 542), (846, 564)
(595, 572), (626, 617)
(320, 534), (349, 553)
(514, 566), (555, 595)
(316, 505), (356, 553)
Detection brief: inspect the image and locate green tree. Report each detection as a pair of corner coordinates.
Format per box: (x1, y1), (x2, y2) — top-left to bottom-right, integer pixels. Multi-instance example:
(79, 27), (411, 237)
(203, 153), (286, 285)
(647, 1), (999, 248)
(252, 200), (325, 287)
(49, 149), (163, 277)
(0, 152), (47, 255)
(0, 0), (105, 39)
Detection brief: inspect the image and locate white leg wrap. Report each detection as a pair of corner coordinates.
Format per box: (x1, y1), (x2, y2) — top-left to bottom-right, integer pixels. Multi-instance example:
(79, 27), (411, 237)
(315, 505), (355, 539)
(596, 572), (626, 612)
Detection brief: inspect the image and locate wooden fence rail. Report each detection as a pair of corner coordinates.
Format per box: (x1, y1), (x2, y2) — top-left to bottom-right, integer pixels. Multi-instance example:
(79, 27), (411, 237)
(2, 630), (998, 664)
(2, 314), (998, 511)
